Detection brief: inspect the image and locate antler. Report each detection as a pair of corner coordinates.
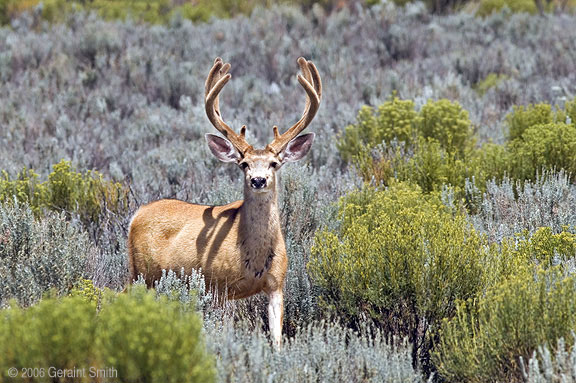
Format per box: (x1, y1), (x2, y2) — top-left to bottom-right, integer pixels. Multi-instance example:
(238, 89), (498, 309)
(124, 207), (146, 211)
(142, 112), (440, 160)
(205, 58), (252, 154)
(267, 57), (322, 154)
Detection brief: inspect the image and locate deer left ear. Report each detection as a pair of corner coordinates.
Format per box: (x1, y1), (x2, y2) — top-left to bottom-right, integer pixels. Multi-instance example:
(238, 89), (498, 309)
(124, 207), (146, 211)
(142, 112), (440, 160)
(206, 133), (241, 163)
(281, 133), (315, 163)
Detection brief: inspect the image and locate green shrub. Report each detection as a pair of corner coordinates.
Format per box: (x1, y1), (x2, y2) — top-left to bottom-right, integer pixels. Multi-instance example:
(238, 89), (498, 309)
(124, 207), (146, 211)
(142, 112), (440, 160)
(339, 98), (475, 193)
(0, 169), (43, 211)
(476, 0), (539, 16)
(395, 137), (470, 194)
(309, 182), (489, 368)
(338, 106), (380, 163)
(560, 96), (576, 124)
(339, 97), (472, 162)
(4, 0), (344, 25)
(337, 98), (418, 163)
(343, 98), (576, 196)
(508, 122), (576, 180)
(372, 96), (419, 147)
(351, 146), (396, 186)
(474, 73), (509, 96)
(0, 295), (97, 381)
(172, 3), (213, 23)
(433, 228), (576, 382)
(0, 160), (128, 225)
(482, 228), (576, 288)
(514, 227), (576, 269)
(419, 99), (473, 155)
(433, 266), (576, 383)
(506, 103), (555, 141)
(97, 286), (214, 383)
(0, 287), (215, 383)
(468, 142), (510, 184)
(70, 278), (103, 304)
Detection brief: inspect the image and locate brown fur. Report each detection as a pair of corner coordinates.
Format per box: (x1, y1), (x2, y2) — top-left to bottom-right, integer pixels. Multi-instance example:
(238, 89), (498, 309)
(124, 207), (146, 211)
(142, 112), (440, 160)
(128, 190), (287, 299)
(127, 56), (321, 347)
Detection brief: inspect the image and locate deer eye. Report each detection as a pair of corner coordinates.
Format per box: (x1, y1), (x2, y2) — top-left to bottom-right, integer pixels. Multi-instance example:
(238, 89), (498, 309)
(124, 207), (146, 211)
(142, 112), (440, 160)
(239, 162), (249, 170)
(270, 162), (279, 169)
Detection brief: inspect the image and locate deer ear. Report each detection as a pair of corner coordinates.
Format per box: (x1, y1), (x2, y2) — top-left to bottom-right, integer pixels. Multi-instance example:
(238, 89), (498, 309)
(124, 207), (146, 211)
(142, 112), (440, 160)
(206, 134), (240, 163)
(281, 133), (315, 163)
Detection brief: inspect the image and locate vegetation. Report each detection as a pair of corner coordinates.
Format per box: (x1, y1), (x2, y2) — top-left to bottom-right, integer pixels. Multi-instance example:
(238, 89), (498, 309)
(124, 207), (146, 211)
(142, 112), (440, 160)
(0, 202), (92, 307)
(434, 266), (576, 382)
(1, 0), (574, 24)
(0, 286), (215, 383)
(0, 0), (271, 24)
(1, 3), (576, 382)
(338, 94), (576, 205)
(0, 160), (128, 225)
(309, 182), (489, 369)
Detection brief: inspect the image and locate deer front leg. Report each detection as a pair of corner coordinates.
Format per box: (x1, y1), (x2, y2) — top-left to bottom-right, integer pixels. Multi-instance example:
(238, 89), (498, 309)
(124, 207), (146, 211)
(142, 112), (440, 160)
(268, 289), (284, 348)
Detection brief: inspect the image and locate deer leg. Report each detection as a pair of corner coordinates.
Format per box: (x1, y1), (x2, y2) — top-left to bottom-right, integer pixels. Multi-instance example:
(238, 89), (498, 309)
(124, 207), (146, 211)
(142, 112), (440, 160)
(268, 289), (284, 348)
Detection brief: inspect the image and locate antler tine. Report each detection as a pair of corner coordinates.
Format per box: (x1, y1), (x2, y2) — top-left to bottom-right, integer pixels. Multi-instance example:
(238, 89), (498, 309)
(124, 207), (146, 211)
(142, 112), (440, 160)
(205, 58), (251, 154)
(267, 57), (322, 154)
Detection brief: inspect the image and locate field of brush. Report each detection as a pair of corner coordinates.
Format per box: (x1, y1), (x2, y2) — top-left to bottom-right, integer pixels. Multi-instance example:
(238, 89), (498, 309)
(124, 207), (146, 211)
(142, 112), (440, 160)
(1, 3), (576, 382)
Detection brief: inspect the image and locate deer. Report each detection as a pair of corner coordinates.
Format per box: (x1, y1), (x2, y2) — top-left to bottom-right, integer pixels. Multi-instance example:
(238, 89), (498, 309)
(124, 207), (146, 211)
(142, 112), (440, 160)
(127, 57), (322, 346)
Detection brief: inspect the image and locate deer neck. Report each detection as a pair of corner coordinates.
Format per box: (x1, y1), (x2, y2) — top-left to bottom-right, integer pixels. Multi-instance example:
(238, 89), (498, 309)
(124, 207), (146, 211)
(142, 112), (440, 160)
(239, 184), (282, 278)
(241, 184), (281, 235)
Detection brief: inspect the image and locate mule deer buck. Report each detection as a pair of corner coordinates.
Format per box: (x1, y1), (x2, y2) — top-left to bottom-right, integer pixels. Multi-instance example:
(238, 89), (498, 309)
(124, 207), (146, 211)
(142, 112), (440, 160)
(128, 57), (321, 346)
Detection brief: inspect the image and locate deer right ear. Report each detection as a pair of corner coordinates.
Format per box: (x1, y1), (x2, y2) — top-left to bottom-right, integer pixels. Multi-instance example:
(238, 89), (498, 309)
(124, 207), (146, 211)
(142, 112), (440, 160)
(281, 133), (315, 163)
(205, 134), (240, 163)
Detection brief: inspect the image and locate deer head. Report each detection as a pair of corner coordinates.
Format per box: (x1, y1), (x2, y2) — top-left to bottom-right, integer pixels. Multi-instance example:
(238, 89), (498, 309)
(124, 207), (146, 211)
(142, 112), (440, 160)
(204, 57), (322, 194)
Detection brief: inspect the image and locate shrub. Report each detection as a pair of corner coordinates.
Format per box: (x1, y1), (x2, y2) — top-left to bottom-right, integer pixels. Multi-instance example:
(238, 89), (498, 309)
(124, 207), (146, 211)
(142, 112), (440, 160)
(0, 160), (128, 226)
(508, 122), (576, 181)
(559, 96), (576, 125)
(509, 227), (576, 270)
(506, 103), (555, 142)
(351, 146), (396, 186)
(474, 73), (508, 96)
(418, 99), (473, 156)
(476, 0), (539, 17)
(0, 287), (215, 383)
(469, 170), (576, 242)
(344, 97), (576, 197)
(433, 266), (576, 383)
(3, 0), (356, 25)
(70, 278), (102, 304)
(339, 98), (477, 194)
(97, 286), (214, 383)
(309, 182), (489, 369)
(523, 336), (576, 383)
(395, 137), (471, 193)
(339, 97), (472, 163)
(0, 295), (97, 381)
(466, 142), (510, 191)
(207, 319), (423, 383)
(0, 202), (92, 307)
(338, 102), (416, 163)
(12, 0), (214, 25)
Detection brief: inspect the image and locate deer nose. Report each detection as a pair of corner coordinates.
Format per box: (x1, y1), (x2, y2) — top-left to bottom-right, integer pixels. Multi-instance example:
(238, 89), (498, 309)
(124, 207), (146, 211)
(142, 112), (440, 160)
(251, 177), (266, 189)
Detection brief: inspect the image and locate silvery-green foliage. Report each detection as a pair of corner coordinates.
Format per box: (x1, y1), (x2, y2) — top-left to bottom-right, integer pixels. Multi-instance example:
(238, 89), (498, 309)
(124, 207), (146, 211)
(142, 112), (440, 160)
(523, 335), (576, 383)
(1, 7), (576, 201)
(0, 202), (93, 307)
(207, 319), (423, 383)
(470, 170), (576, 242)
(85, 212), (130, 290)
(154, 268), (215, 312)
(279, 163), (359, 329)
